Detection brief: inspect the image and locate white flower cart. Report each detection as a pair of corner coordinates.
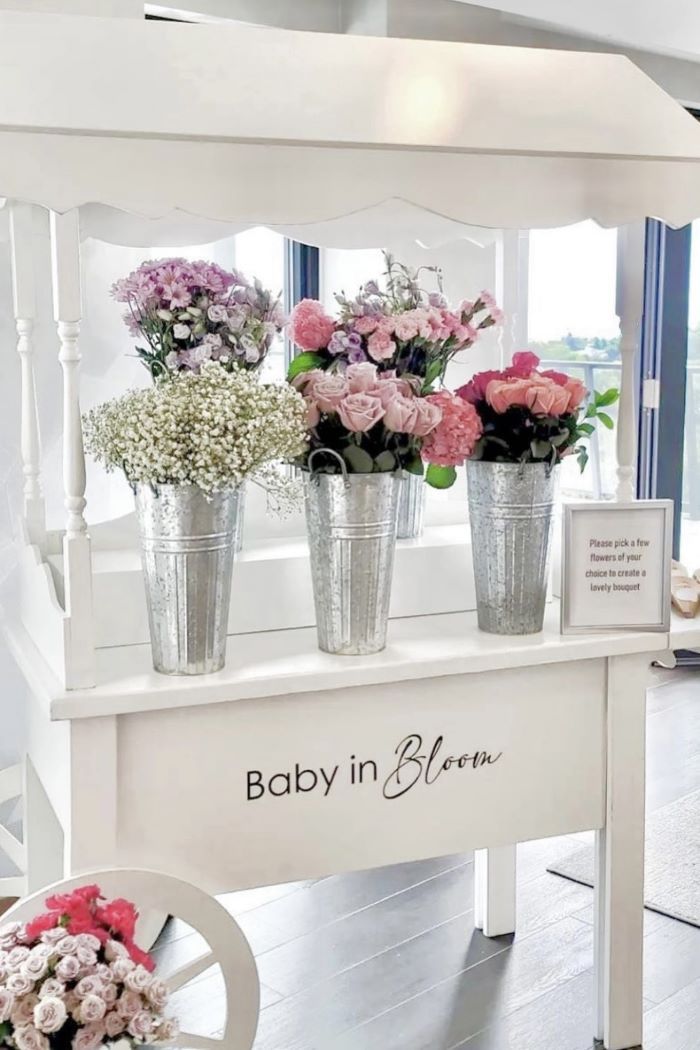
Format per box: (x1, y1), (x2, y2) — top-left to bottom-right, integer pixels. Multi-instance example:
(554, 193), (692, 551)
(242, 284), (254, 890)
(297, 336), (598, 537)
(3, 12), (700, 1049)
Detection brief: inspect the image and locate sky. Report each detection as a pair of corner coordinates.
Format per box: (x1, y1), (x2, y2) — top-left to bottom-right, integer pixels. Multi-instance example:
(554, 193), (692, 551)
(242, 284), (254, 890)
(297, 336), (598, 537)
(528, 221), (620, 342)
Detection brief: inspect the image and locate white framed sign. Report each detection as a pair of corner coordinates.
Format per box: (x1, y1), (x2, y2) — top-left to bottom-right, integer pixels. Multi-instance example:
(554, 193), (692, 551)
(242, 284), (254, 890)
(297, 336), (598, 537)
(561, 500), (673, 634)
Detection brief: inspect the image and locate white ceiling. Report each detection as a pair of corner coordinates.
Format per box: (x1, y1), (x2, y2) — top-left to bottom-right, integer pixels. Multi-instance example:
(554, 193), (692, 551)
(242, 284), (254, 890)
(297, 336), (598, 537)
(144, 0), (700, 65)
(449, 0), (700, 63)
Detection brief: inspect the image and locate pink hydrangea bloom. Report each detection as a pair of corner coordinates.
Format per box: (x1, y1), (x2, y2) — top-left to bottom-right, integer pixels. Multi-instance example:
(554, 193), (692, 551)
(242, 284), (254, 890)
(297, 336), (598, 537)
(421, 391), (483, 466)
(288, 300), (336, 351)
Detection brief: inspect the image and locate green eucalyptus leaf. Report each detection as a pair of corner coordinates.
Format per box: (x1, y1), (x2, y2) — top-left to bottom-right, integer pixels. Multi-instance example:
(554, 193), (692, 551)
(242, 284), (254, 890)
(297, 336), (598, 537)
(287, 352), (324, 380)
(549, 432), (569, 447)
(425, 463), (457, 489)
(530, 439), (552, 459)
(595, 388), (620, 408)
(342, 445), (375, 473)
(375, 450), (397, 472)
(598, 411), (615, 430)
(404, 455), (425, 476)
(577, 422), (595, 436)
(578, 447), (589, 474)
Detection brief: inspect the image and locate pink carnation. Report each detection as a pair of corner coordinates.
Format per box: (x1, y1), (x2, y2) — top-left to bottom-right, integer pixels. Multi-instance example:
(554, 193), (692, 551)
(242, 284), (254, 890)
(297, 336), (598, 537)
(366, 328), (396, 363)
(288, 300), (336, 351)
(353, 316), (379, 336)
(421, 391), (483, 467)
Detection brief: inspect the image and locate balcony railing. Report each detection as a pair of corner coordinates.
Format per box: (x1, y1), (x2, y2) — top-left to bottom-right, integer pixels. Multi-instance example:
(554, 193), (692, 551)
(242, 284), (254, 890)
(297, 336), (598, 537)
(541, 358), (621, 501)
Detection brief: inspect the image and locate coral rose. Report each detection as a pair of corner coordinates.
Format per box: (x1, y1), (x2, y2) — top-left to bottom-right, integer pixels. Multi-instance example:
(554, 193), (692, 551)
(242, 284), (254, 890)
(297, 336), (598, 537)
(563, 376), (587, 412)
(485, 378), (531, 413)
(288, 300), (335, 351)
(525, 379), (571, 417)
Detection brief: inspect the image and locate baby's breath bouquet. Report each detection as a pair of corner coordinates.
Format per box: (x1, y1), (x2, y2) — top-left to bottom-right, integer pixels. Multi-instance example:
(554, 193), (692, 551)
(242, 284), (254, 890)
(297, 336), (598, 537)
(83, 364), (308, 504)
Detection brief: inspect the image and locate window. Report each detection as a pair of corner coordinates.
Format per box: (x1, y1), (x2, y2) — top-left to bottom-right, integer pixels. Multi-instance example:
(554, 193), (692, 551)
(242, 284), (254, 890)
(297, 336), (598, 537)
(528, 221), (620, 500)
(680, 223), (700, 565)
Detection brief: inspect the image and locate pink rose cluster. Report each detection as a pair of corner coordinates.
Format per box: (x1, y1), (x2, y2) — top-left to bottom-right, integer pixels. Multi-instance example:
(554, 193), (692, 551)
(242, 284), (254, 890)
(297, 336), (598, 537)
(295, 362), (442, 435)
(0, 904), (178, 1050)
(295, 362), (482, 467)
(458, 351), (587, 418)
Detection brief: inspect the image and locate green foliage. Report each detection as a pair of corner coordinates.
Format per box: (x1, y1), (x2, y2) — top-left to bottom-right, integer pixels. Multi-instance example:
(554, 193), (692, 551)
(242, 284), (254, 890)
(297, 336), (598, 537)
(404, 455), (425, 476)
(425, 464), (457, 489)
(287, 352), (325, 380)
(342, 445), (375, 473)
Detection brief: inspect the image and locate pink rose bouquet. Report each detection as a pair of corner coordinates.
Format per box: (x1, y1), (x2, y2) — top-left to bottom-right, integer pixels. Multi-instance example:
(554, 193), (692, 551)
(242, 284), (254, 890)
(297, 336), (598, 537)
(0, 886), (178, 1050)
(458, 351), (619, 470)
(287, 252), (501, 391)
(113, 257), (285, 380)
(294, 362), (482, 486)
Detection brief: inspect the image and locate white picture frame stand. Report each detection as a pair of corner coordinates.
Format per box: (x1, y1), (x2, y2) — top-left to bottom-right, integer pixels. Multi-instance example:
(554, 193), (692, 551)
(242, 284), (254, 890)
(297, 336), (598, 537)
(561, 500), (673, 634)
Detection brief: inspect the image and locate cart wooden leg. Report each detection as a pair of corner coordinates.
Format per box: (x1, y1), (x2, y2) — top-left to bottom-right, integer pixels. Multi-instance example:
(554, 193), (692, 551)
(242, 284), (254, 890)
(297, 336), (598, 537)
(24, 757), (64, 894)
(474, 845), (516, 937)
(595, 654), (647, 1050)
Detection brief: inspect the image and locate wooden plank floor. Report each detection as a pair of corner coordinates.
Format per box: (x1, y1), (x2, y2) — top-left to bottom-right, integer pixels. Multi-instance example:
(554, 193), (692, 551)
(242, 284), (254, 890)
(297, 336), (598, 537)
(155, 668), (700, 1049)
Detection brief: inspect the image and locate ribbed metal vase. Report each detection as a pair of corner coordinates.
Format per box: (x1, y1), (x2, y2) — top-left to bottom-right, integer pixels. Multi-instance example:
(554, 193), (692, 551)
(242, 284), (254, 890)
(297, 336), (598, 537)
(134, 483), (241, 675)
(467, 461), (558, 635)
(397, 472), (426, 539)
(234, 483), (246, 553)
(305, 473), (401, 655)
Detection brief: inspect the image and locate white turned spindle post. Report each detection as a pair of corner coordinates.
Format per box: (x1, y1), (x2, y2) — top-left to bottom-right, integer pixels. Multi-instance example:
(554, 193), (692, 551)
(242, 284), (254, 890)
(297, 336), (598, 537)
(50, 208), (95, 689)
(9, 202), (45, 548)
(615, 224), (645, 502)
(495, 229), (529, 367)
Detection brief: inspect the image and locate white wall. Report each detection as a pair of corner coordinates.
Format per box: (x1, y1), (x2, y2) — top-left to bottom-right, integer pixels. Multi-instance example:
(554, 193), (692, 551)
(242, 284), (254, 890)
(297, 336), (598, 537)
(449, 0), (700, 65)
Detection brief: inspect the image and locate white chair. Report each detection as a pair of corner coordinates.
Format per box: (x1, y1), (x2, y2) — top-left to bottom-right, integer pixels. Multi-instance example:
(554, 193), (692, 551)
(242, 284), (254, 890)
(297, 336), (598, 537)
(2, 868), (260, 1050)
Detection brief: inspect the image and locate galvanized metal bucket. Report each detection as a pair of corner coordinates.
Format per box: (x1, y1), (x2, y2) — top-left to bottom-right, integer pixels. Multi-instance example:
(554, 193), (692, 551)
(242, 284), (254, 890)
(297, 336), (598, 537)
(234, 482), (246, 553)
(397, 471), (426, 539)
(134, 483), (241, 675)
(467, 461), (558, 635)
(305, 468), (401, 655)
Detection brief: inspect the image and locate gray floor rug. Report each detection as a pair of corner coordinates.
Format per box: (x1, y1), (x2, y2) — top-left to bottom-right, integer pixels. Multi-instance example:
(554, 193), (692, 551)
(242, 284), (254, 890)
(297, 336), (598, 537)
(547, 788), (700, 928)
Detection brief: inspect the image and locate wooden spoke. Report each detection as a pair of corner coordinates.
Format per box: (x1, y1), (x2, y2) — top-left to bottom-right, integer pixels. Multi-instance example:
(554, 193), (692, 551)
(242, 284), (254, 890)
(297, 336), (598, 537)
(165, 950), (216, 992)
(176, 1033), (222, 1049)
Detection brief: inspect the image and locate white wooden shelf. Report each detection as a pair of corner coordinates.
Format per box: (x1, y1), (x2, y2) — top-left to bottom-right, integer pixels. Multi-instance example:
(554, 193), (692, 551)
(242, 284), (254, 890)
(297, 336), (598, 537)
(4, 600), (681, 724)
(44, 524), (478, 648)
